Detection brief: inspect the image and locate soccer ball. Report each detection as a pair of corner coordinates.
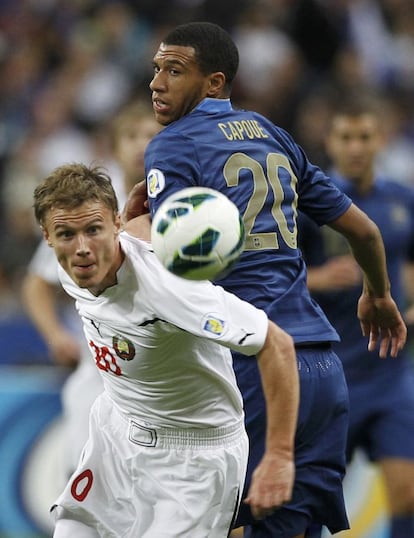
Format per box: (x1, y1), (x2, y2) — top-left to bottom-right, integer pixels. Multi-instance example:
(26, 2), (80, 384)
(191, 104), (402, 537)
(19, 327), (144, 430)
(151, 187), (245, 280)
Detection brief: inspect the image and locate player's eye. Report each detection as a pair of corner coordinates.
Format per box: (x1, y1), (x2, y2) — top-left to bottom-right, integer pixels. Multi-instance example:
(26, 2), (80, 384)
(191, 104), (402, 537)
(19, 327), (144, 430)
(56, 230), (73, 239)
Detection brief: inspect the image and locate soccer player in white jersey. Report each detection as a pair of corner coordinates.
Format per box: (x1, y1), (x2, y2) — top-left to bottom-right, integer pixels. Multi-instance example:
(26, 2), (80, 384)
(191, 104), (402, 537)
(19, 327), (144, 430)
(21, 100), (160, 478)
(33, 162), (299, 538)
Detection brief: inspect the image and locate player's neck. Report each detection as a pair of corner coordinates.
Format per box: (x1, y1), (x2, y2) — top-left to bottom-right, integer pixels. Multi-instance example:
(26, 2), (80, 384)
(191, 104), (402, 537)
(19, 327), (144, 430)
(349, 173), (374, 196)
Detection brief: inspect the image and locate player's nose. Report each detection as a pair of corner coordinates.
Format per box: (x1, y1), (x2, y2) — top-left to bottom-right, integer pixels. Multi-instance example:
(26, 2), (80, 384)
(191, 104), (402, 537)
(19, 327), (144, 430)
(75, 234), (91, 255)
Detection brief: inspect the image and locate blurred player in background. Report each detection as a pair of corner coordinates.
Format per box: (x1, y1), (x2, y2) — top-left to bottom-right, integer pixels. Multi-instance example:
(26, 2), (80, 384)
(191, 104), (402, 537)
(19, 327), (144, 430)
(125, 22), (407, 537)
(298, 95), (414, 538)
(110, 100), (162, 194)
(34, 162), (299, 537)
(21, 99), (159, 477)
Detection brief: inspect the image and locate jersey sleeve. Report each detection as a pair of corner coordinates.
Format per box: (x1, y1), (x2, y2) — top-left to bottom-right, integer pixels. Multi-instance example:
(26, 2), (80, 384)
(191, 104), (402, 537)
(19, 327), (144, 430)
(169, 279), (269, 356)
(297, 160), (353, 225)
(145, 132), (199, 216)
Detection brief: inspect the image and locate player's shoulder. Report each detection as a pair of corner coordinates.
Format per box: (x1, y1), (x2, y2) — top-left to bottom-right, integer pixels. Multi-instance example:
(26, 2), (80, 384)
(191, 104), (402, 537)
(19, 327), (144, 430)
(118, 231), (214, 309)
(119, 232), (154, 257)
(119, 232), (170, 277)
(145, 123), (194, 159)
(248, 110), (303, 160)
(329, 174), (349, 191)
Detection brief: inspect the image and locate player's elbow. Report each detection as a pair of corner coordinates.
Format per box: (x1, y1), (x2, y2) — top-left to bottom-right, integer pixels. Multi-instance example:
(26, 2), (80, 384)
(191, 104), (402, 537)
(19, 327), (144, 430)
(266, 321), (295, 358)
(331, 204), (381, 244)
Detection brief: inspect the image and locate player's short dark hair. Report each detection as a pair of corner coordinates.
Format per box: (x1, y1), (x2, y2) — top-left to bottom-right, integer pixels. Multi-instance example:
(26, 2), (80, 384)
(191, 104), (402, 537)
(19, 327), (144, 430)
(162, 22), (239, 90)
(34, 163), (118, 226)
(330, 92), (383, 119)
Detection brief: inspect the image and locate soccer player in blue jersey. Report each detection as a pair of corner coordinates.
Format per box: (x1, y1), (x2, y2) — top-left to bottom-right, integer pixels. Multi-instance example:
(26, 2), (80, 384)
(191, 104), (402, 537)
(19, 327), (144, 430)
(298, 96), (414, 538)
(125, 22), (407, 538)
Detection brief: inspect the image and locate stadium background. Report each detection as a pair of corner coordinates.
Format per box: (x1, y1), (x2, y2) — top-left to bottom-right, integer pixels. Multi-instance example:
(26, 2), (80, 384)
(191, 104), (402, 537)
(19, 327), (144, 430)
(1, 1), (414, 536)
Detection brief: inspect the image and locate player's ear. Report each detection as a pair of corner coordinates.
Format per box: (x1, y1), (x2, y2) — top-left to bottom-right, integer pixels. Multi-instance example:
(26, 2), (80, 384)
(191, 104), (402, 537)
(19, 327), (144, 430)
(206, 72), (226, 97)
(41, 226), (53, 247)
(376, 123), (387, 151)
(114, 212), (122, 234)
(324, 134), (333, 157)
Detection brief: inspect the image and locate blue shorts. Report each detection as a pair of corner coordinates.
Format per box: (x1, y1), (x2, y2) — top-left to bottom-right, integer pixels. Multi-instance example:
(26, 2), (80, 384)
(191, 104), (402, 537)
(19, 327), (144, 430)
(346, 364), (414, 462)
(233, 345), (350, 537)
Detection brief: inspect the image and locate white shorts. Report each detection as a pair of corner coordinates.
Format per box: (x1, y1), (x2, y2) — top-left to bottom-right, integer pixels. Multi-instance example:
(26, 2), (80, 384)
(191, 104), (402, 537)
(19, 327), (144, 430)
(51, 393), (248, 538)
(60, 355), (103, 475)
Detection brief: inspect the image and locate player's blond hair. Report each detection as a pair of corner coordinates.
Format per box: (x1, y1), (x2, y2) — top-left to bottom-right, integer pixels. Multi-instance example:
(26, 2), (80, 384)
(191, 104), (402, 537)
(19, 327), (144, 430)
(34, 162), (118, 226)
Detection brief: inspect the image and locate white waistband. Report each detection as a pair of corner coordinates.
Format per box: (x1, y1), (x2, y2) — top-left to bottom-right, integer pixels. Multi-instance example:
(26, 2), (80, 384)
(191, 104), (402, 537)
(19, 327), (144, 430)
(128, 418), (245, 449)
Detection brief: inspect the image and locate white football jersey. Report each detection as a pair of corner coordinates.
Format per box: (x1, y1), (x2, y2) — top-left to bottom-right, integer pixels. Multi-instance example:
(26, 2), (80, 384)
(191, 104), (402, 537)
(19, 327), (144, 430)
(58, 233), (269, 429)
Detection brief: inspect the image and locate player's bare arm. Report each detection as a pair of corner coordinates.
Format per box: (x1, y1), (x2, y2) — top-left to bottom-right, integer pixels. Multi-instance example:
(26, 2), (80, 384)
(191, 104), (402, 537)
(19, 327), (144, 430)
(244, 320), (298, 519)
(329, 203), (407, 357)
(122, 180), (148, 224)
(122, 181), (152, 241)
(21, 273), (81, 367)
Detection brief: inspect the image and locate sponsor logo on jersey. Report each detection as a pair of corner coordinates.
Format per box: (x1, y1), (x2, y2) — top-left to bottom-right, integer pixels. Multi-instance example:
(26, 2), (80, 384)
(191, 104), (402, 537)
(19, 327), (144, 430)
(147, 168), (165, 198)
(112, 336), (135, 361)
(238, 331), (255, 345)
(202, 315), (226, 337)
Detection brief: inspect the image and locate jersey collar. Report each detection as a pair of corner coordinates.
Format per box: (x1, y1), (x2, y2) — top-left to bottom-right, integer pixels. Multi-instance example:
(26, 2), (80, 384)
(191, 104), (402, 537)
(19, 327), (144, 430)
(194, 98), (233, 114)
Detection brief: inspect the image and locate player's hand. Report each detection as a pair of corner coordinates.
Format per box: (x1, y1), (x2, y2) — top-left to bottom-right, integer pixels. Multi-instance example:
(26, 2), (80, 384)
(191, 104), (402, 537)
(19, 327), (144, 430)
(357, 293), (407, 358)
(122, 180), (148, 223)
(244, 451), (294, 520)
(48, 328), (81, 367)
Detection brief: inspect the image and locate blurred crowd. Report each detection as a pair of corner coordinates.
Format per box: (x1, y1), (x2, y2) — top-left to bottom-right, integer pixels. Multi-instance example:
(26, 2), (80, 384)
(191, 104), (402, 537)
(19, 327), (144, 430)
(2, 0), (414, 335)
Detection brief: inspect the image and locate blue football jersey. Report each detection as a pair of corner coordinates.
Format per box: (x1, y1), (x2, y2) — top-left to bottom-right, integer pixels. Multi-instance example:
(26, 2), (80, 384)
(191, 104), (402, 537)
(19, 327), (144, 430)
(299, 173), (414, 380)
(146, 98), (352, 343)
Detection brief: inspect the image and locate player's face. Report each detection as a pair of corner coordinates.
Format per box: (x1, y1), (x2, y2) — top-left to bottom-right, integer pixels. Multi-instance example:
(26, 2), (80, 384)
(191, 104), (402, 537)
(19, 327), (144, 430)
(43, 201), (123, 295)
(115, 116), (160, 187)
(326, 113), (383, 184)
(150, 43), (214, 125)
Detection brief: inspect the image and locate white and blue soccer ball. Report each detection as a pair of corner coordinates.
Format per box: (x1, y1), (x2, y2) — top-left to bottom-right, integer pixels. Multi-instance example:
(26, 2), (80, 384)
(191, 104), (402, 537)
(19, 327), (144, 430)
(151, 186), (245, 280)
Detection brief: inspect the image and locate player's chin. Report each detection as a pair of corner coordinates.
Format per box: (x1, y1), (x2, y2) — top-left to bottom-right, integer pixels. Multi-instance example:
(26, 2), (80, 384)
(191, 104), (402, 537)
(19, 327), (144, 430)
(73, 276), (93, 289)
(71, 269), (97, 288)
(154, 112), (171, 126)
(152, 105), (173, 126)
